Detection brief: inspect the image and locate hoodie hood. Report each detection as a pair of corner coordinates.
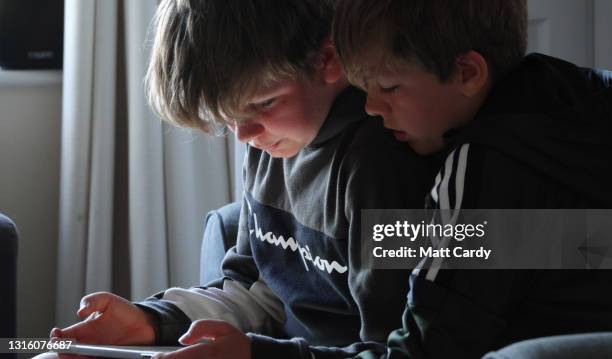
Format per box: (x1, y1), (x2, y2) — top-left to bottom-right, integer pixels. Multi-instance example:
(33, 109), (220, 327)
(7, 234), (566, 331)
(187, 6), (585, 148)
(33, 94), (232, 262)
(448, 54), (612, 207)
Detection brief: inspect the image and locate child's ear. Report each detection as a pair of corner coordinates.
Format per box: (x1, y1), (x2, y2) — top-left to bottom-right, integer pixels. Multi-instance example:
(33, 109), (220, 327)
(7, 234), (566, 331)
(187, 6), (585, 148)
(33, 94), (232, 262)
(317, 38), (344, 84)
(454, 51), (490, 97)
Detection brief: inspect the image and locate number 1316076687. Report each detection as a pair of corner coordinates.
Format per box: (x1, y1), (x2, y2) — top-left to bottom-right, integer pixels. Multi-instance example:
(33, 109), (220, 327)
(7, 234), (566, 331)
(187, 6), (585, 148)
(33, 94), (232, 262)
(2, 338), (73, 354)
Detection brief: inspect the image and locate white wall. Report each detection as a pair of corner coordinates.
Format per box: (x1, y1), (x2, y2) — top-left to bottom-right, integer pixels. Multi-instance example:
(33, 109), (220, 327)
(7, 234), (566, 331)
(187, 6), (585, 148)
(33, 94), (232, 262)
(527, 0), (612, 69)
(0, 71), (62, 338)
(594, 0), (612, 70)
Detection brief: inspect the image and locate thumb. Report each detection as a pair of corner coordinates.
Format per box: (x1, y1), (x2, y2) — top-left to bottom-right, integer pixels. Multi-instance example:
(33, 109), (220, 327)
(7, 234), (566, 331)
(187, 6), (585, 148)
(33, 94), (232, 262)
(59, 317), (102, 343)
(77, 292), (113, 318)
(179, 320), (238, 345)
(50, 327), (63, 339)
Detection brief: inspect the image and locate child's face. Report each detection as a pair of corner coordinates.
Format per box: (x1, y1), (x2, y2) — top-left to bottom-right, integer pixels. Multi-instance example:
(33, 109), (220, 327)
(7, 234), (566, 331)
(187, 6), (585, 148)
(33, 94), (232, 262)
(228, 76), (332, 158)
(363, 60), (467, 154)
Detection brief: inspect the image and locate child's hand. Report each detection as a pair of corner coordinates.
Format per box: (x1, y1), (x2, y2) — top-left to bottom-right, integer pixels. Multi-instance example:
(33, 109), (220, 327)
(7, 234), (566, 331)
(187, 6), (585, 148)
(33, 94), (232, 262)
(153, 320), (251, 359)
(50, 292), (157, 347)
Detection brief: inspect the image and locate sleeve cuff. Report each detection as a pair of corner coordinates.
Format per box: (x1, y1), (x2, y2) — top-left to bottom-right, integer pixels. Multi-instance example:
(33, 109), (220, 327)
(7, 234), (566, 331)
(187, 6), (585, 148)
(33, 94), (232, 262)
(135, 299), (192, 345)
(248, 333), (312, 359)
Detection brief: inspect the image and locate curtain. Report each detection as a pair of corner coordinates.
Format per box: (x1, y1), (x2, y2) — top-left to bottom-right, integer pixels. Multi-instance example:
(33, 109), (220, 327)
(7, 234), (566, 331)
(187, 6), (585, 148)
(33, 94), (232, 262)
(56, 0), (238, 326)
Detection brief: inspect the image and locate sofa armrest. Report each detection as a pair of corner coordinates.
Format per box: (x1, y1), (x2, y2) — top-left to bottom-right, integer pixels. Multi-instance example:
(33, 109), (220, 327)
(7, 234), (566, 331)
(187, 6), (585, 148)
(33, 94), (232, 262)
(0, 213), (18, 342)
(200, 202), (241, 286)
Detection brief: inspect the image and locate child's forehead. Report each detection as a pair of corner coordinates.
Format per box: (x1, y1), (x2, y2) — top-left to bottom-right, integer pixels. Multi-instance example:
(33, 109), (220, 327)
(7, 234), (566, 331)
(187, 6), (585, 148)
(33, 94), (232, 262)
(355, 57), (404, 86)
(367, 56), (426, 79)
(347, 49), (404, 84)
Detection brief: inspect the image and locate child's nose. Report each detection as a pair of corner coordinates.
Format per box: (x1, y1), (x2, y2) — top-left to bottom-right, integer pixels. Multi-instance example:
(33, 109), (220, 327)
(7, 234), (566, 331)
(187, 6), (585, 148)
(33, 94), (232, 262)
(234, 122), (265, 143)
(365, 94), (387, 117)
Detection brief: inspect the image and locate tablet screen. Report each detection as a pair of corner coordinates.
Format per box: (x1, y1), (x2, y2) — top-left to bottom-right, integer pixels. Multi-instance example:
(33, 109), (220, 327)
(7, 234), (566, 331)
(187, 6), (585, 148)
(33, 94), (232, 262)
(54, 343), (182, 359)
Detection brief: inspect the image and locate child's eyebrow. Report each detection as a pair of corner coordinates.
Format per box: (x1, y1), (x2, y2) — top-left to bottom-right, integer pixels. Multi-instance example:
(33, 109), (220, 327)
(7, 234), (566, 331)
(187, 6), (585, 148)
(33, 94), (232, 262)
(358, 65), (382, 89)
(248, 84), (289, 104)
(359, 73), (375, 90)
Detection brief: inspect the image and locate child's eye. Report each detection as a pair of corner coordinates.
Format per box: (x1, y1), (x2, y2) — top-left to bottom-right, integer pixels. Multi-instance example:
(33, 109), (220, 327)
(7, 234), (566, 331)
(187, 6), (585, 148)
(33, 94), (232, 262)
(380, 84), (400, 93)
(256, 98), (276, 109)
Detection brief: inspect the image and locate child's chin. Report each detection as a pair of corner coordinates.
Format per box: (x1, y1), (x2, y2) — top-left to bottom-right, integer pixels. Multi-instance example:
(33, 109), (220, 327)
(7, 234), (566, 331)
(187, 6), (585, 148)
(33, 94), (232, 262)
(266, 146), (300, 159)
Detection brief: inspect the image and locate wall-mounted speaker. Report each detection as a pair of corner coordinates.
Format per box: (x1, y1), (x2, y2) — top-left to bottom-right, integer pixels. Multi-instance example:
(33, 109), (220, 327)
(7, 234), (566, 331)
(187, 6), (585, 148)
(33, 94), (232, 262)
(0, 0), (64, 69)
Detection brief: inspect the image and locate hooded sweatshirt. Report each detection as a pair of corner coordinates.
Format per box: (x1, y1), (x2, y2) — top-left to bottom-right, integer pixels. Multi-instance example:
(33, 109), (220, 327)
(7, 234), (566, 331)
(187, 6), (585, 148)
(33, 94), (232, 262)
(136, 87), (440, 359)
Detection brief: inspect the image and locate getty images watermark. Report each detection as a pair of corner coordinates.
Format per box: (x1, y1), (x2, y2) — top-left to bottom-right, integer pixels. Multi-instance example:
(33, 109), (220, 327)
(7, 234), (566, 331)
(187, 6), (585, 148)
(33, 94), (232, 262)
(372, 219), (490, 259)
(361, 209), (612, 270)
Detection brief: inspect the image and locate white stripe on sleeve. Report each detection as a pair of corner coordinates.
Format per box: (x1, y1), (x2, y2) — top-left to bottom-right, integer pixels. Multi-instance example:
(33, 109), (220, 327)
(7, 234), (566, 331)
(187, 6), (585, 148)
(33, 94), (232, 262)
(426, 144), (470, 282)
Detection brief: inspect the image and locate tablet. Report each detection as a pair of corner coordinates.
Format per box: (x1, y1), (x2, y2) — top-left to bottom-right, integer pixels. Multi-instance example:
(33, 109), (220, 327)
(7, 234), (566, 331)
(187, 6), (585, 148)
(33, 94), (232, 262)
(54, 343), (183, 358)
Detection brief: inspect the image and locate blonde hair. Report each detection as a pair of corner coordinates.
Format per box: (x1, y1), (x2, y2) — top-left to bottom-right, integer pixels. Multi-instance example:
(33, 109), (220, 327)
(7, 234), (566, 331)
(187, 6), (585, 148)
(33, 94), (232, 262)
(333, 0), (527, 86)
(146, 0), (335, 133)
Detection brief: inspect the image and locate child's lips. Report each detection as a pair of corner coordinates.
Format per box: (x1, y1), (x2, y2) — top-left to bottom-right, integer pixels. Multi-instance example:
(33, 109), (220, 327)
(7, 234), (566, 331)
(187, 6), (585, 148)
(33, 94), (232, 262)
(392, 130), (409, 142)
(383, 122), (410, 141)
(256, 140), (282, 151)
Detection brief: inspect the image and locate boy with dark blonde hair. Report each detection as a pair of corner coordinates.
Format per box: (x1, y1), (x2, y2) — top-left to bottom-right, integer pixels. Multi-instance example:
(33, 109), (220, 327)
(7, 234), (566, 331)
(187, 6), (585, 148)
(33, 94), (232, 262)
(333, 0), (612, 358)
(43, 1), (439, 359)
